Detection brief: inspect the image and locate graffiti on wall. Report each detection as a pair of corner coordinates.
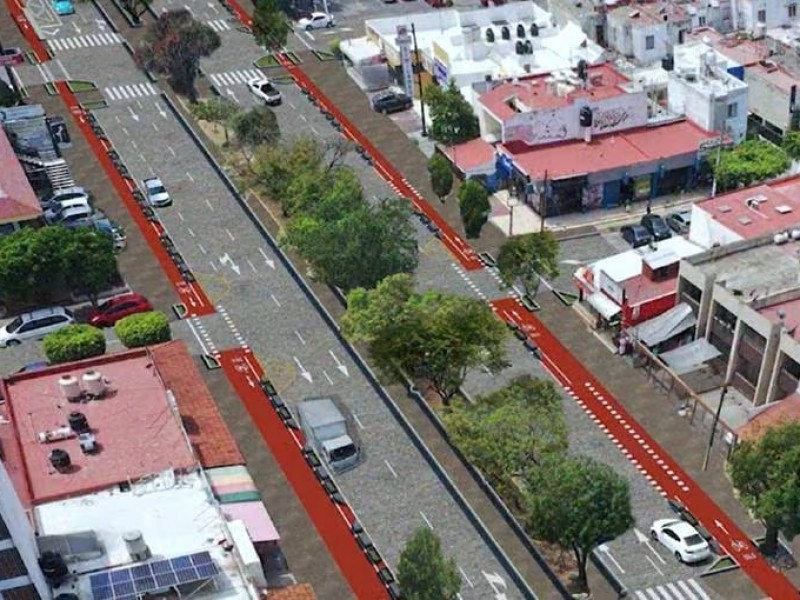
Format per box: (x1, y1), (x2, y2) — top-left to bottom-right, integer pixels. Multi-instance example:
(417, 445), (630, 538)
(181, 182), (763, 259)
(593, 107), (630, 131)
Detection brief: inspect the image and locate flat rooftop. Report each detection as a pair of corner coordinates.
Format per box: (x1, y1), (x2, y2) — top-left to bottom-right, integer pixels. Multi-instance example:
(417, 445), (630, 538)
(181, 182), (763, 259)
(747, 61), (799, 93)
(480, 64), (628, 120)
(684, 28), (768, 66)
(500, 119), (715, 180)
(695, 176), (800, 239)
(34, 471), (253, 599)
(608, 1), (688, 26)
(1, 349), (197, 504)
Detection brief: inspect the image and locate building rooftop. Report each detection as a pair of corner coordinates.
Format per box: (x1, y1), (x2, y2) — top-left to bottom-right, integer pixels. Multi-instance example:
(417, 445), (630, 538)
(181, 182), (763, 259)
(608, 1), (689, 26)
(0, 348), (198, 505)
(34, 470), (255, 600)
(738, 392), (800, 440)
(149, 342), (244, 469)
(746, 60), (799, 93)
(0, 127), (42, 225)
(480, 64), (629, 121)
(684, 28), (768, 66)
(500, 118), (715, 180)
(672, 42), (748, 95)
(442, 137), (497, 173)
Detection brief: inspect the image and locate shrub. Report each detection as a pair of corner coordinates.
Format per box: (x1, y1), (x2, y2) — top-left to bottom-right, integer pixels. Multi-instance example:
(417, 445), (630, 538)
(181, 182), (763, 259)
(43, 324), (106, 365)
(115, 311), (171, 348)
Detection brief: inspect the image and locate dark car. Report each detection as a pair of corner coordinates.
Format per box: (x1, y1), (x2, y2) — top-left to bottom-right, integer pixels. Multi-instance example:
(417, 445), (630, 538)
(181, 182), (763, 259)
(620, 224), (653, 248)
(665, 210), (692, 234)
(371, 91), (413, 115)
(87, 293), (152, 327)
(640, 214), (672, 241)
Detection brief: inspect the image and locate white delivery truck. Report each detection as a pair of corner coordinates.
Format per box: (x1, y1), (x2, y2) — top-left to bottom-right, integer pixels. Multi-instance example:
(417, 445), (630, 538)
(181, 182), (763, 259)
(296, 397), (361, 473)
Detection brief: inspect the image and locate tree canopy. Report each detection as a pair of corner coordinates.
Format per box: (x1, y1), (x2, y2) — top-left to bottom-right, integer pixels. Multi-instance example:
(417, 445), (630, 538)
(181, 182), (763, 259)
(136, 9), (221, 101)
(458, 180), (490, 238)
(425, 81), (480, 146)
(191, 96), (240, 144)
(729, 421), (800, 554)
(43, 324), (106, 365)
(783, 131), (800, 160)
(62, 228), (119, 306)
(342, 274), (509, 403)
(443, 376), (567, 489)
(397, 527), (461, 600)
(427, 153), (453, 203)
(231, 106), (280, 161)
(252, 0), (291, 51)
(0, 80), (21, 108)
(497, 232), (559, 297)
(523, 455), (634, 593)
(712, 140), (789, 191)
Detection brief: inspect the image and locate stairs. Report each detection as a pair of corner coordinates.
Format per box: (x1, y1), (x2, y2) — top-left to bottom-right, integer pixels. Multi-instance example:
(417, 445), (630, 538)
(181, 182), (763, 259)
(17, 155), (75, 190)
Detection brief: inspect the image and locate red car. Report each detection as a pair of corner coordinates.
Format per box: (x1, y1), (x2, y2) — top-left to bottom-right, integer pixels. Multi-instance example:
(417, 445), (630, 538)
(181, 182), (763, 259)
(88, 293), (152, 327)
(0, 48), (24, 67)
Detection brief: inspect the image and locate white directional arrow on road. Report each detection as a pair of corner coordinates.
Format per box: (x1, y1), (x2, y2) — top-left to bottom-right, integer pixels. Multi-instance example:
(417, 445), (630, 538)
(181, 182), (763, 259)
(155, 101), (167, 119)
(714, 520), (730, 535)
(127, 106), (139, 122)
(597, 544), (625, 573)
(293, 356), (313, 383)
(328, 350), (349, 378)
(634, 528), (667, 564)
(72, 22), (81, 34)
(219, 253), (241, 275)
(258, 247), (275, 270)
(226, 88), (239, 104)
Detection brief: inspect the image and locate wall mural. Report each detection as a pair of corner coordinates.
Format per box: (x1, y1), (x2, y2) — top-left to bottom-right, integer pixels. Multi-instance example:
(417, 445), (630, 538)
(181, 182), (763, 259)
(593, 107), (631, 131)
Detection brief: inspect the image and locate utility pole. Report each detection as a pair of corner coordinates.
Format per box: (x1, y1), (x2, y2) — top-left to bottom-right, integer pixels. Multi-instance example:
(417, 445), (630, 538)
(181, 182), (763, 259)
(411, 23), (427, 137)
(702, 384), (729, 471)
(539, 170), (548, 233)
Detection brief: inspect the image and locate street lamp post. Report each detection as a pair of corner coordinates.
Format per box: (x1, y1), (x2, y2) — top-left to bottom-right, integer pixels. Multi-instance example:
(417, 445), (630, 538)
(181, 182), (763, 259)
(411, 23), (427, 137)
(702, 384), (729, 471)
(508, 192), (519, 236)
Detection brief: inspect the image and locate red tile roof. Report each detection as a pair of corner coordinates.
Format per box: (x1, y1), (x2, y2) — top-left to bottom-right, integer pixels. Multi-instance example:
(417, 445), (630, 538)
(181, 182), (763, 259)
(442, 138), (496, 173)
(149, 341), (244, 468)
(501, 119), (715, 180)
(1, 348), (197, 504)
(267, 584), (318, 600)
(0, 128), (42, 225)
(738, 392), (800, 440)
(685, 28), (769, 67)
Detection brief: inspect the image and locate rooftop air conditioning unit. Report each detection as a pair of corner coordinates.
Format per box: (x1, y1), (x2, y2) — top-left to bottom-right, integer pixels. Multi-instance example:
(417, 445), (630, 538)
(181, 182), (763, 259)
(791, 229), (800, 240)
(123, 530), (151, 562)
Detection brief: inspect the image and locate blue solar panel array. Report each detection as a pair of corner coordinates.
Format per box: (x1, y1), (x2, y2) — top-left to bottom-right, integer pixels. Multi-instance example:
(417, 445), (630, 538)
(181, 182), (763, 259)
(90, 551), (217, 600)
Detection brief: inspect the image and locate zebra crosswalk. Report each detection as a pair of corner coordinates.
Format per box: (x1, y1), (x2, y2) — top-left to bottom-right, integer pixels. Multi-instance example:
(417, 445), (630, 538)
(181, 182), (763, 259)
(47, 32), (123, 52)
(633, 579), (712, 600)
(103, 83), (159, 102)
(206, 19), (233, 32)
(208, 69), (262, 88)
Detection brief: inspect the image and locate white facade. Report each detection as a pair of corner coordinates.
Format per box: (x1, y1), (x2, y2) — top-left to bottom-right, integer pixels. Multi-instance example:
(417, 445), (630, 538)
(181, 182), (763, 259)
(607, 5), (691, 65)
(688, 203), (745, 248)
(735, 0), (796, 35)
(668, 43), (749, 143)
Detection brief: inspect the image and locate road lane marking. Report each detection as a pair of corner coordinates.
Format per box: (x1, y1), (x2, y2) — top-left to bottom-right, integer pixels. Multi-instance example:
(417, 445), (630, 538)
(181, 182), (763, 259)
(666, 583), (686, 599)
(205, 198), (214, 211)
(645, 555), (663, 576)
(645, 590), (660, 600)
(458, 567), (474, 587)
(186, 227), (195, 237)
(197, 243), (206, 254)
(384, 459), (398, 478)
(225, 228), (235, 241)
(352, 414), (365, 429)
(419, 511), (433, 530)
(294, 330), (306, 345)
(686, 579), (709, 599)
(167, 145), (176, 156)
(270, 293), (280, 306)
(186, 172), (194, 182)
(247, 258), (258, 273)
(177, 211), (184, 222)
(322, 370), (334, 385)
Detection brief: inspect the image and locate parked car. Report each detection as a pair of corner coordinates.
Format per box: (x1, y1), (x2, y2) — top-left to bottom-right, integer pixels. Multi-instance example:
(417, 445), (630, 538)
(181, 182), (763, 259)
(44, 196), (92, 224)
(650, 519), (711, 563)
(88, 293), (152, 327)
(0, 307), (75, 347)
(247, 78), (282, 106)
(0, 48), (24, 67)
(371, 91), (413, 115)
(17, 361), (50, 373)
(666, 210), (692, 234)
(620, 224), (653, 248)
(143, 177), (171, 207)
(51, 0), (75, 15)
(76, 214), (126, 252)
(640, 213), (672, 241)
(298, 12), (334, 30)
(40, 186), (88, 211)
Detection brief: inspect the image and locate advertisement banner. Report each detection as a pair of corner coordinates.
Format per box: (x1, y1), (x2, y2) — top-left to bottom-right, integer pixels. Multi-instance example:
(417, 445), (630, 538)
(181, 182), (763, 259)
(395, 25), (414, 98)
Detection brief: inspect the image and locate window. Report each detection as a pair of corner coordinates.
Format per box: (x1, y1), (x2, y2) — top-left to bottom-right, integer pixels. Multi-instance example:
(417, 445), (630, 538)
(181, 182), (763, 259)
(757, 8), (766, 21)
(645, 34), (655, 50)
(790, 3), (797, 17)
(699, 15), (707, 25)
(727, 102), (738, 118)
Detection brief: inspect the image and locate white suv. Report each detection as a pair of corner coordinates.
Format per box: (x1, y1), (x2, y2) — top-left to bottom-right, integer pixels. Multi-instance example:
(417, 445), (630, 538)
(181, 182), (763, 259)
(0, 307), (76, 347)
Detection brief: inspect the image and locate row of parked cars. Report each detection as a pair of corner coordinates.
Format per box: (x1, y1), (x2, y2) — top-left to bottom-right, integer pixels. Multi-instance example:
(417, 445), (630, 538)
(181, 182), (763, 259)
(40, 186), (127, 251)
(620, 209), (692, 248)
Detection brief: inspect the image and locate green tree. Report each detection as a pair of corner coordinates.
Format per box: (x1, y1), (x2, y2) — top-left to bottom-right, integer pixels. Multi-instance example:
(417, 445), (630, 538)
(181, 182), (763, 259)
(252, 0), (290, 51)
(497, 232), (559, 297)
(444, 376), (567, 487)
(397, 527), (461, 600)
(43, 324), (106, 365)
(425, 80), (480, 146)
(343, 274), (508, 403)
(254, 137), (324, 208)
(0, 227), (67, 303)
(0, 80), (22, 108)
(729, 421), (800, 555)
(458, 180), (490, 238)
(283, 197), (418, 291)
(136, 9), (221, 102)
(523, 455), (635, 593)
(190, 96), (240, 144)
(115, 311), (172, 348)
(783, 131), (800, 160)
(713, 140), (789, 191)
(231, 105), (280, 163)
(427, 153), (453, 203)
(62, 229), (119, 306)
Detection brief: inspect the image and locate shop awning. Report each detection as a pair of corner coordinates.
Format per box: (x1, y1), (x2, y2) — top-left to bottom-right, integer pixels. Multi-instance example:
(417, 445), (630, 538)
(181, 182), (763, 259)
(222, 501), (280, 543)
(586, 292), (621, 320)
(659, 338), (722, 375)
(626, 303), (696, 347)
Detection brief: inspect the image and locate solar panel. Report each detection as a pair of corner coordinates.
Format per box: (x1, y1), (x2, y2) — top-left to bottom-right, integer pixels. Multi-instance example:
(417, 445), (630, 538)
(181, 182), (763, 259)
(90, 551), (218, 600)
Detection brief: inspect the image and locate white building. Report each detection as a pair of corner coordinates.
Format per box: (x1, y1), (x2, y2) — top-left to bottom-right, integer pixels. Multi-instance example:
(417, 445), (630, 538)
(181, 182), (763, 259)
(668, 42), (749, 143)
(607, 2), (692, 65)
(734, 0), (797, 36)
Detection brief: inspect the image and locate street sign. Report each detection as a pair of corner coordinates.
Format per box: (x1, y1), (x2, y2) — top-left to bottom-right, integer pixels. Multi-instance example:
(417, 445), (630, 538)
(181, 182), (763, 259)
(395, 25), (414, 98)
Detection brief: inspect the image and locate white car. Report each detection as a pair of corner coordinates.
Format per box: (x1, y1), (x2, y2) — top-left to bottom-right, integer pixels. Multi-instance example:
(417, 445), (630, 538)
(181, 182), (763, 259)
(650, 519), (711, 563)
(44, 196), (92, 224)
(0, 307), (75, 347)
(298, 12), (334, 30)
(247, 77), (282, 106)
(143, 177), (171, 207)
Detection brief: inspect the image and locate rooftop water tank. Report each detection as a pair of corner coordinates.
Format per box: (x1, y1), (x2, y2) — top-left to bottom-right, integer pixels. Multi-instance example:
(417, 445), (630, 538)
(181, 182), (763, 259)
(82, 370), (106, 397)
(68, 411), (90, 434)
(39, 551), (68, 585)
(58, 375), (82, 402)
(50, 448), (71, 472)
(123, 530), (151, 561)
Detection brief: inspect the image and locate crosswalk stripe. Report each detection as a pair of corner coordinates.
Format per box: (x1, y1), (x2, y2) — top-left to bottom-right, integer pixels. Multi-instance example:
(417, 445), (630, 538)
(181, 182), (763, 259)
(635, 592), (648, 600)
(63, 38), (74, 49)
(75, 36), (87, 47)
(105, 87), (118, 100)
(221, 73), (236, 85)
(248, 69), (260, 79)
(231, 71), (247, 83)
(209, 74), (221, 87)
(646, 590), (660, 600)
(146, 82), (158, 95)
(134, 83), (146, 96)
(48, 39), (60, 51)
(686, 580), (709, 600)
(677, 581), (698, 600)
(119, 86), (132, 99)
(666, 583), (686, 600)
(655, 587), (672, 600)
(86, 35), (98, 46)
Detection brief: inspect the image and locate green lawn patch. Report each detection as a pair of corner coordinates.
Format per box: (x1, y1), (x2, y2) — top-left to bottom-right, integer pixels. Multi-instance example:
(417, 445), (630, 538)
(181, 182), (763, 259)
(270, 74), (293, 83)
(81, 99), (109, 111)
(254, 54), (279, 68)
(553, 289), (579, 306)
(702, 555), (738, 576)
(285, 51), (302, 65)
(67, 80), (97, 93)
(313, 50), (338, 62)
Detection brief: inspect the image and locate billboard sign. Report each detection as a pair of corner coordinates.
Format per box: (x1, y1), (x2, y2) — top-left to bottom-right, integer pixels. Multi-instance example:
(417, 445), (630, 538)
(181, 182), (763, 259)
(396, 25), (414, 98)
